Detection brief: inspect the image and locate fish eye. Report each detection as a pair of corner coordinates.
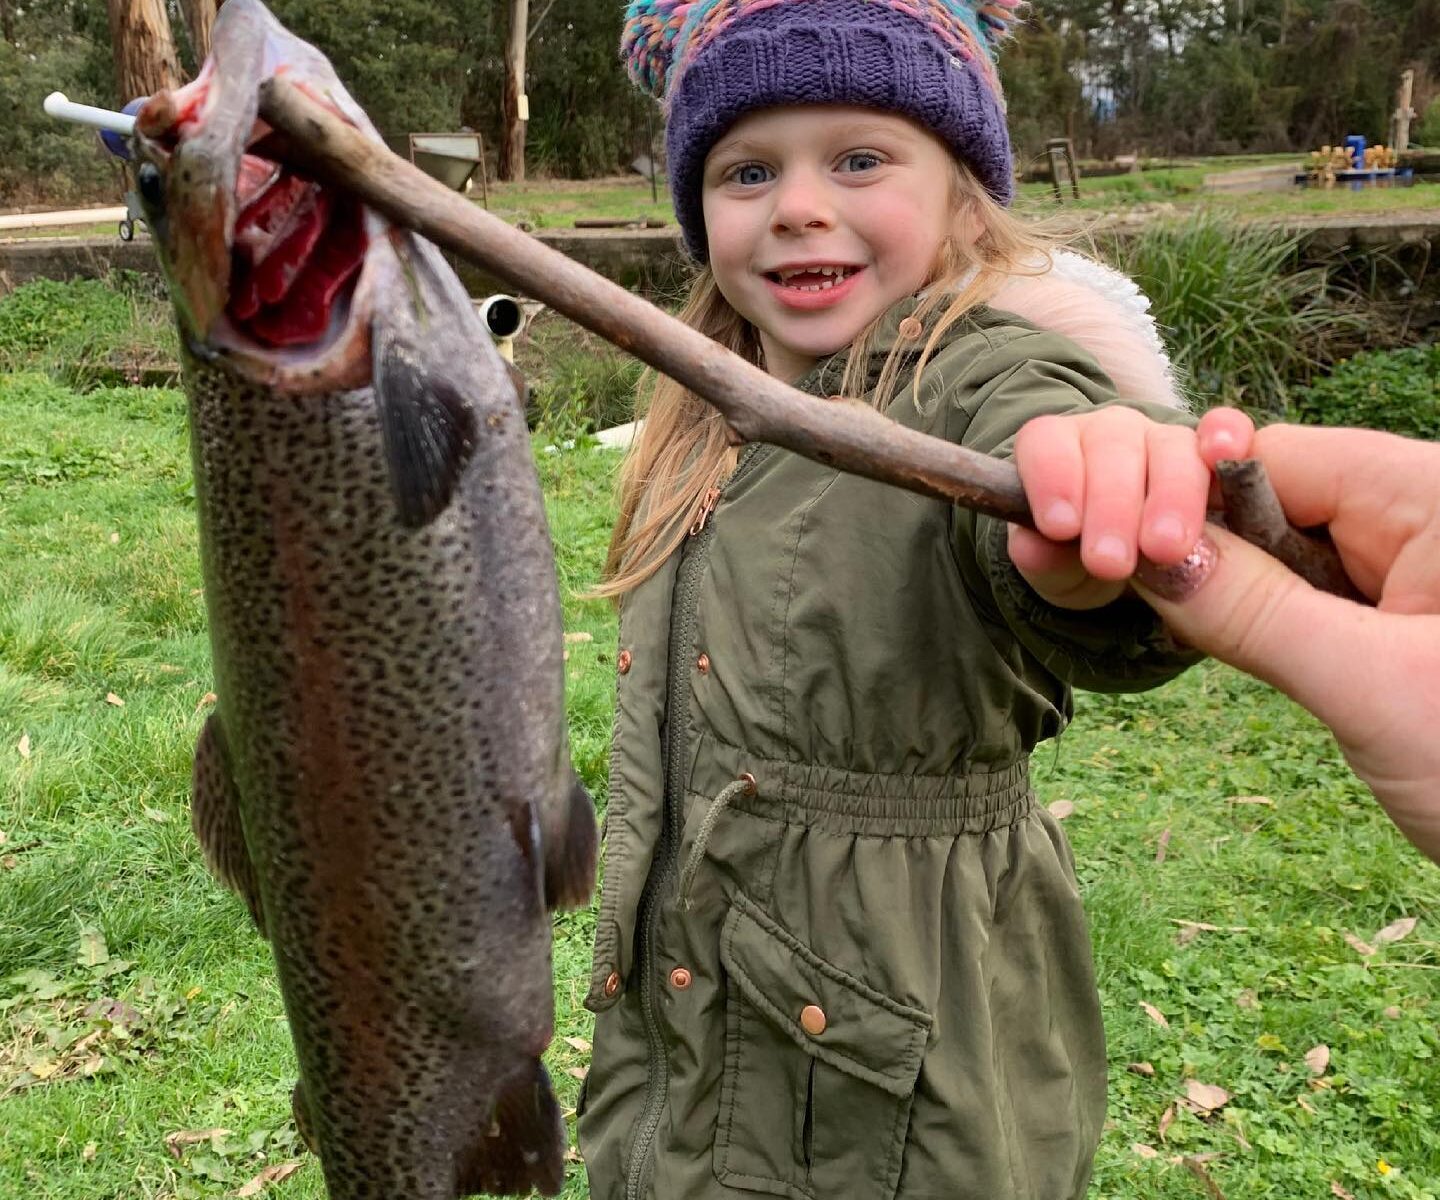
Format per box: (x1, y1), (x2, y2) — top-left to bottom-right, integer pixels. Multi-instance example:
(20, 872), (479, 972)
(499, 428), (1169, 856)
(137, 162), (165, 211)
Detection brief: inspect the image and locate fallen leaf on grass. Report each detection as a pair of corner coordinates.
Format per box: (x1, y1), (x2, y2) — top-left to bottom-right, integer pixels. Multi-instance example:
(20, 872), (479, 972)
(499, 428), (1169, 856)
(1140, 1001), (1170, 1029)
(1132, 1143), (1160, 1160)
(1154, 828), (1171, 864)
(562, 1036), (591, 1053)
(196, 692), (218, 712)
(1384, 1005), (1403, 1019)
(165, 1128), (231, 1159)
(143, 806), (170, 823)
(566, 1066), (588, 1081)
(1126, 1062), (1155, 1077)
(16, 734), (30, 760)
(1297, 1095), (1316, 1115)
(1229, 795), (1273, 806)
(1180, 1080), (1231, 1116)
(563, 632), (594, 645)
(1331, 1183), (1357, 1200)
(1158, 1103), (1176, 1141)
(1304, 1044), (1330, 1075)
(82, 1142), (97, 1161)
(1183, 1156), (1227, 1200)
(1343, 933), (1376, 958)
(235, 1162), (303, 1196)
(565, 1147), (584, 1164)
(105, 693), (125, 707)
(1235, 989), (1259, 1010)
(1, 856), (16, 870)
(1047, 800), (1075, 820)
(1374, 917), (1418, 944)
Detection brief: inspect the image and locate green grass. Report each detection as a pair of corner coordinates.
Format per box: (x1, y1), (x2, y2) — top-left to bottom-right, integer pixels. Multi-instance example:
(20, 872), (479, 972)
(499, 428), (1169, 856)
(2, 315), (1438, 1198)
(481, 176), (674, 230)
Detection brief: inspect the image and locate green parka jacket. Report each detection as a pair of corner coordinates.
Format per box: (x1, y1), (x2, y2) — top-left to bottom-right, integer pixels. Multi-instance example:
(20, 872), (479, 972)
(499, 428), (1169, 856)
(577, 299), (1199, 1200)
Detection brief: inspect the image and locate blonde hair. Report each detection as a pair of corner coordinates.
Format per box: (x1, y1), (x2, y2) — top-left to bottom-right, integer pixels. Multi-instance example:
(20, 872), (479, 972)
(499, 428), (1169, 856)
(597, 160), (1060, 600)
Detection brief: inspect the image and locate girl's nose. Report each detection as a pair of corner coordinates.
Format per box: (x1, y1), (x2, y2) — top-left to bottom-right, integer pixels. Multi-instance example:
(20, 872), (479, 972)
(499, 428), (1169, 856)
(770, 171), (834, 235)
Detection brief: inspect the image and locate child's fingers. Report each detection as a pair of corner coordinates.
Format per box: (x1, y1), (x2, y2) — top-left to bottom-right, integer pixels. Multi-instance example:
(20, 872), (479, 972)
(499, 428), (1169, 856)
(1139, 423), (1211, 564)
(1006, 526), (1127, 610)
(1013, 415), (1086, 540)
(1196, 407), (1255, 467)
(1078, 408), (1148, 579)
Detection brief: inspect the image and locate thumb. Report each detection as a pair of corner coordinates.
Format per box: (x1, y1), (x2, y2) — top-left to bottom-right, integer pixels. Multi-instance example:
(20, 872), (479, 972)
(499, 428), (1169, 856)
(1133, 527), (1392, 742)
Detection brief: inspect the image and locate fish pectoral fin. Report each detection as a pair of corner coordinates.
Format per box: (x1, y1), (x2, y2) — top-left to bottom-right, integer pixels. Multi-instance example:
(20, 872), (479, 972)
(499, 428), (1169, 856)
(456, 1060), (565, 1198)
(543, 772), (598, 912)
(191, 714), (267, 936)
(374, 333), (479, 529)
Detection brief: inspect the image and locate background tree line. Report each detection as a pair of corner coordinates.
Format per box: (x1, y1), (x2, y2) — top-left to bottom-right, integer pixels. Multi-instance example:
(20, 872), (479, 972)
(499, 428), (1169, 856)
(3, 0), (1439, 206)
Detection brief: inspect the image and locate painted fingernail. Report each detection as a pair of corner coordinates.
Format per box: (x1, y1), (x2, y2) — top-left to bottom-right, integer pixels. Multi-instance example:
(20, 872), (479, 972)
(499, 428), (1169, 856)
(1135, 534), (1218, 602)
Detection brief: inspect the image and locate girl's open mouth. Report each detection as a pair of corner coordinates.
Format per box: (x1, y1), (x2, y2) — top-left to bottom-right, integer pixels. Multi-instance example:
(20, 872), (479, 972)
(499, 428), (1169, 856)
(763, 264), (866, 310)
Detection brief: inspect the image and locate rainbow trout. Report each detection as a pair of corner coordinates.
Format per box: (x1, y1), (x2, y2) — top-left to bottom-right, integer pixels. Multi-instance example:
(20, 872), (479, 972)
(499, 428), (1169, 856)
(129, 2), (596, 1195)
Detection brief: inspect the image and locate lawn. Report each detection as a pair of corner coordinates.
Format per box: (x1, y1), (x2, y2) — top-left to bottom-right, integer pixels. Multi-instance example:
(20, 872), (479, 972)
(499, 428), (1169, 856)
(1, 326), (1438, 1197)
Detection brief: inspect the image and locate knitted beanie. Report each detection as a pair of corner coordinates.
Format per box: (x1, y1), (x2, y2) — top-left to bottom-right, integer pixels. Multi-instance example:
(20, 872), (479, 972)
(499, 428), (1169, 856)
(621, 0), (1024, 260)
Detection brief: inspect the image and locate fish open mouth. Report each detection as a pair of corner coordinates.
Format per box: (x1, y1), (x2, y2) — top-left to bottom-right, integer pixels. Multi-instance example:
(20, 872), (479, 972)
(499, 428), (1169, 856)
(227, 153), (369, 349)
(137, 66), (383, 388)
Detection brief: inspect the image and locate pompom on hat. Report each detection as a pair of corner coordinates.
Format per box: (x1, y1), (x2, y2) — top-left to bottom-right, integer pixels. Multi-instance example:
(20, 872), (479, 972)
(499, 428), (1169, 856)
(622, 0), (1025, 260)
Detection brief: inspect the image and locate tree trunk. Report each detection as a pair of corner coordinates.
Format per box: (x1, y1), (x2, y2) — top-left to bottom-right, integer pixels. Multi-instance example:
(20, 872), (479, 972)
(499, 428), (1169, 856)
(499, 0), (530, 183)
(0, 0), (15, 48)
(107, 0), (183, 102)
(177, 0), (218, 70)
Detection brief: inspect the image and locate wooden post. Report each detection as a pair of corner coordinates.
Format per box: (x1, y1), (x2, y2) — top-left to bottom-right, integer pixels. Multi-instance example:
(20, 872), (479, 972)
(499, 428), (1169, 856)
(1394, 70), (1416, 155)
(177, 0), (218, 70)
(106, 0), (182, 103)
(499, 0), (530, 183)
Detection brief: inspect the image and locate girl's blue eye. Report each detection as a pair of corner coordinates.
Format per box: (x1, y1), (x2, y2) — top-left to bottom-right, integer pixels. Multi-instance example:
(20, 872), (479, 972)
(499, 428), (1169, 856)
(841, 152), (883, 173)
(732, 163), (773, 186)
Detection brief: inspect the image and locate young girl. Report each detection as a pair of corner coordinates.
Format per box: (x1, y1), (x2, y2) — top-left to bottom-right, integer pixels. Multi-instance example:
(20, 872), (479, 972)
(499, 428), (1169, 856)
(578, 3), (1212, 1198)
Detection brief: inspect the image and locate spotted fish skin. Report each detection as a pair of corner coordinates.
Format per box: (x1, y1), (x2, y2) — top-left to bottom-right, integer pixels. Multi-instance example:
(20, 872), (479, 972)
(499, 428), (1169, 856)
(132, 3), (596, 1196)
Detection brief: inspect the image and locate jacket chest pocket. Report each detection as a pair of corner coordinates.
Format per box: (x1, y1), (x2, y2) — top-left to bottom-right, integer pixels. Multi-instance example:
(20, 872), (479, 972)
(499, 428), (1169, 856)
(713, 894), (931, 1200)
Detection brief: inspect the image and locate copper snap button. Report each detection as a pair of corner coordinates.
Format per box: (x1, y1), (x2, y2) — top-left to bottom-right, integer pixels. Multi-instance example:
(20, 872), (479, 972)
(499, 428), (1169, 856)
(738, 772), (758, 796)
(898, 316), (924, 341)
(800, 1005), (827, 1036)
(603, 972), (621, 998)
(696, 653), (711, 675)
(617, 649), (632, 675)
(669, 967), (693, 990)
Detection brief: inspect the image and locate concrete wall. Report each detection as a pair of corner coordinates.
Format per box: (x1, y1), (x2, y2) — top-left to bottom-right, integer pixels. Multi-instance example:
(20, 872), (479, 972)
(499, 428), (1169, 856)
(4, 216), (1438, 336)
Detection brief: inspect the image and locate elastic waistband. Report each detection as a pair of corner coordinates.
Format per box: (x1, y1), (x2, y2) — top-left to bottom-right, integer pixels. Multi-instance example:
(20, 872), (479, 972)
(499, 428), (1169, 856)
(689, 734), (1033, 837)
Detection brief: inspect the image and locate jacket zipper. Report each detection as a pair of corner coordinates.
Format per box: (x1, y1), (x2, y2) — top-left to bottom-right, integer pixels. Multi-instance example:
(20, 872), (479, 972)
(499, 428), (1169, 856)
(624, 447), (768, 1200)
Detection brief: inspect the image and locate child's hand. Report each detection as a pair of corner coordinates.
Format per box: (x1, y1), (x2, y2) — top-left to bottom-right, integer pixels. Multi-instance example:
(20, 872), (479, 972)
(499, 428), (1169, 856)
(1006, 407), (1255, 610)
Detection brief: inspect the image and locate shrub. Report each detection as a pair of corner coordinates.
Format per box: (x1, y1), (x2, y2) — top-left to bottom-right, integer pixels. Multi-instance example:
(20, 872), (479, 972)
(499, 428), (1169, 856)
(1111, 212), (1370, 415)
(1415, 96), (1440, 149)
(1288, 344), (1440, 439)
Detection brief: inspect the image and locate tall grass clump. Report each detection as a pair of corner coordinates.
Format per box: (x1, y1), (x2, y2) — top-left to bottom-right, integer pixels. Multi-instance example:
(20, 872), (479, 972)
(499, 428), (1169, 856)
(1114, 213), (1368, 414)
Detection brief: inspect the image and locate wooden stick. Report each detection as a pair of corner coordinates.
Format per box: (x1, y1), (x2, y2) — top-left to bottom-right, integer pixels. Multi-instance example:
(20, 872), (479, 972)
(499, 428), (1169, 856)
(255, 77), (1364, 601)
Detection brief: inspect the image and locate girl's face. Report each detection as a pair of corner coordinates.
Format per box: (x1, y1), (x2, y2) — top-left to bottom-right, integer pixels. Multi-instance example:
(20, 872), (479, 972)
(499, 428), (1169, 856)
(702, 106), (966, 384)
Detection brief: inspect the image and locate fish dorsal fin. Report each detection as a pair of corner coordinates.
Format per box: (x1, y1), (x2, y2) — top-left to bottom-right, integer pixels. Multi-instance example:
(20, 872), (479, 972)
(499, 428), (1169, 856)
(191, 714), (267, 936)
(373, 335), (478, 529)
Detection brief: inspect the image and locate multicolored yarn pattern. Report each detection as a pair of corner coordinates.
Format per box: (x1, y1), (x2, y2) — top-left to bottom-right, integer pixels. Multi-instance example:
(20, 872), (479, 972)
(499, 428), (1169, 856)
(623, 0), (1023, 103)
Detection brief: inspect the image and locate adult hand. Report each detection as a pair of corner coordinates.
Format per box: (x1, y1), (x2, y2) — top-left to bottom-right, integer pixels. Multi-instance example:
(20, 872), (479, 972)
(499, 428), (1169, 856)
(1132, 409), (1440, 865)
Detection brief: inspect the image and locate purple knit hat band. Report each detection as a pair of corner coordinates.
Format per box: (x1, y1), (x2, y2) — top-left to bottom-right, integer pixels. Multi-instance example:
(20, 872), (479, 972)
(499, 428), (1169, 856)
(622, 0), (1023, 261)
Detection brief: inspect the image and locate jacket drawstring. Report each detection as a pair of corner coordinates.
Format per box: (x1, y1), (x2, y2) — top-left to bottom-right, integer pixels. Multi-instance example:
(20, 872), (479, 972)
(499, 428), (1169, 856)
(677, 773), (757, 911)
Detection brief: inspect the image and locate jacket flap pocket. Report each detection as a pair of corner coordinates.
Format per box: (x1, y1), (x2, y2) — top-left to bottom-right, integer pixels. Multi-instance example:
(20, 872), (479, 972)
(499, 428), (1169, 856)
(719, 894), (931, 1097)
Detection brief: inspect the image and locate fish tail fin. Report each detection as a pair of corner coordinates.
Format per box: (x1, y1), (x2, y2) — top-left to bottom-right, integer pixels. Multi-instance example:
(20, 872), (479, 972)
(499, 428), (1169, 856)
(191, 714), (266, 935)
(456, 1060), (566, 1197)
(543, 772), (598, 911)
